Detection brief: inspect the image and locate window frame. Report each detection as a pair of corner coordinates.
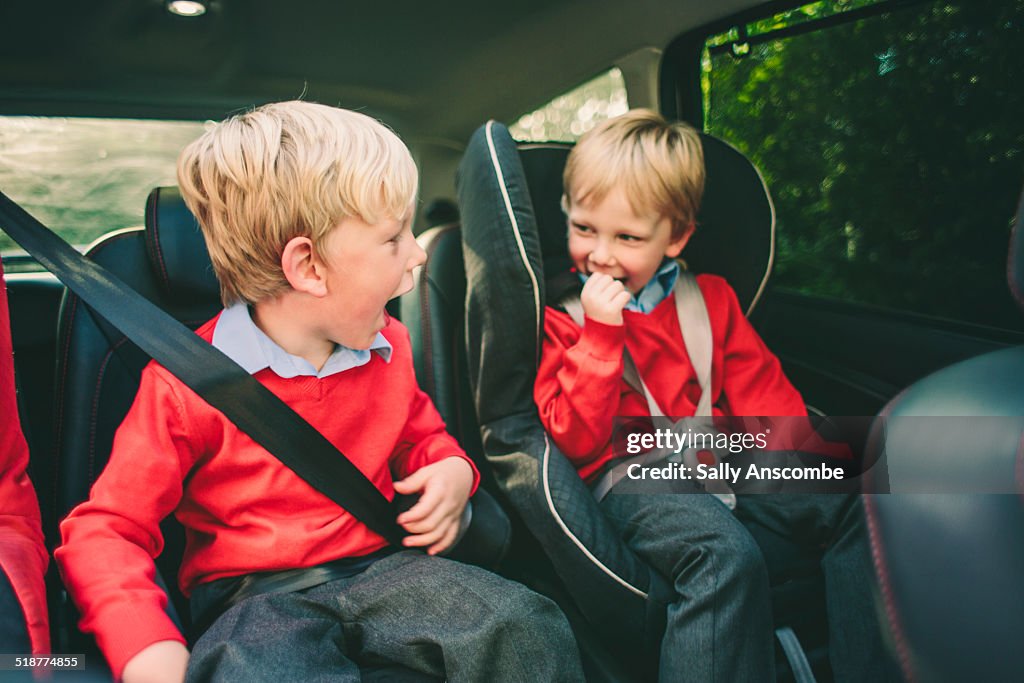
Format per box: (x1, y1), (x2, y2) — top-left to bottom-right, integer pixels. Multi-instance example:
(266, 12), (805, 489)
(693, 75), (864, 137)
(661, 0), (933, 126)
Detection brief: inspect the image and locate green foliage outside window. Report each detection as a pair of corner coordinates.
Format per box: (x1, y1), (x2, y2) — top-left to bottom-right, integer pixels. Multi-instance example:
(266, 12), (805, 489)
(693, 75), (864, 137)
(704, 0), (1024, 331)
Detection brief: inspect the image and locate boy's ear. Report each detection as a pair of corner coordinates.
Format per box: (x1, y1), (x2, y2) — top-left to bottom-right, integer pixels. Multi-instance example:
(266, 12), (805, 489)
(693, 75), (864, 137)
(664, 221), (696, 259)
(560, 194), (571, 216)
(280, 236), (328, 297)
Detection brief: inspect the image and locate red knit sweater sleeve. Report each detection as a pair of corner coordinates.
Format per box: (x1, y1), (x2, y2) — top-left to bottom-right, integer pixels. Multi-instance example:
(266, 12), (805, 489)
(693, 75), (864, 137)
(705, 275), (806, 417)
(707, 278), (853, 457)
(0, 266), (49, 655)
(391, 386), (480, 494)
(534, 307), (626, 467)
(55, 365), (198, 679)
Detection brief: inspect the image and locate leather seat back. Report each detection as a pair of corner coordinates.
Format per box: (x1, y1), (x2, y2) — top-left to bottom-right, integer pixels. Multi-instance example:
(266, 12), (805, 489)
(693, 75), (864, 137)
(866, 186), (1024, 682)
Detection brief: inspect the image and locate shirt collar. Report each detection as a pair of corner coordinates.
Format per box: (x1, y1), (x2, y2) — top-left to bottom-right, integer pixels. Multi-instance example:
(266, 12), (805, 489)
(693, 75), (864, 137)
(577, 259), (680, 314)
(211, 302), (392, 379)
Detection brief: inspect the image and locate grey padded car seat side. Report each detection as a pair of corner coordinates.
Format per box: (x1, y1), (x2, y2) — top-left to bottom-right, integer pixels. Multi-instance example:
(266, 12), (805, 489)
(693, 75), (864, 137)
(400, 221), (486, 472)
(454, 121), (784, 674)
(864, 186), (1024, 682)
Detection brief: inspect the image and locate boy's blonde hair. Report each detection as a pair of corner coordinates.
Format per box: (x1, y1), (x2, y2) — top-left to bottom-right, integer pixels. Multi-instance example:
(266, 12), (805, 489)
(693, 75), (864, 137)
(177, 100), (418, 305)
(563, 109), (704, 240)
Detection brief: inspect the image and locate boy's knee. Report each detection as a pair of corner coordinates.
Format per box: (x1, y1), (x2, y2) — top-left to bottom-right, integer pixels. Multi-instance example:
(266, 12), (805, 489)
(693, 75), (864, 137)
(448, 581), (582, 681)
(493, 584), (573, 637)
(467, 582), (575, 656)
(708, 528), (768, 588)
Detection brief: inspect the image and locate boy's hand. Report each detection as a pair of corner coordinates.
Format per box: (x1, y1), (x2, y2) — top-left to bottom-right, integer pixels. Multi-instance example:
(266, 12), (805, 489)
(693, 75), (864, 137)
(393, 456), (473, 555)
(121, 640), (189, 683)
(581, 273), (631, 326)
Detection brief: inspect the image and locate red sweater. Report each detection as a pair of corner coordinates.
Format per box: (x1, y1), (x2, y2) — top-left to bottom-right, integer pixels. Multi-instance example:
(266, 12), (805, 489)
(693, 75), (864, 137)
(56, 314), (478, 678)
(535, 274), (807, 482)
(0, 263), (50, 654)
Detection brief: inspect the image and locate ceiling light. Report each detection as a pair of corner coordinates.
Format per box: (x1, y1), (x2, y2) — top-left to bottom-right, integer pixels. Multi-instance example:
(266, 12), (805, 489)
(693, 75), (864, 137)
(166, 1), (208, 18)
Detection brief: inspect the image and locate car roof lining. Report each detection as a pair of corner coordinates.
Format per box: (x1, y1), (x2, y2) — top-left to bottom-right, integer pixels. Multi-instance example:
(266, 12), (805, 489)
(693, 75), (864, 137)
(0, 0), (765, 143)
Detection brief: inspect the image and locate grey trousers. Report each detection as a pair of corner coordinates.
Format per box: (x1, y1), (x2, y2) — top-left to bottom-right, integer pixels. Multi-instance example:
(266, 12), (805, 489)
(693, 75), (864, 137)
(186, 550), (584, 683)
(601, 487), (773, 683)
(600, 490), (889, 683)
(735, 493), (894, 683)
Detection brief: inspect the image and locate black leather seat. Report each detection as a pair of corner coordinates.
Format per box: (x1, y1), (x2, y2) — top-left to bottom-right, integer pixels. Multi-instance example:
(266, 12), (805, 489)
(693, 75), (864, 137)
(865, 187), (1024, 682)
(51, 187), (449, 681)
(400, 220), (484, 468)
(400, 121), (829, 680)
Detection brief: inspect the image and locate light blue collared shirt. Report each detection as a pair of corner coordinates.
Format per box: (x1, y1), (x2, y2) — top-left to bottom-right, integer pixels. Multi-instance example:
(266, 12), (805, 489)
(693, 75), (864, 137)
(211, 302), (393, 378)
(578, 259), (680, 314)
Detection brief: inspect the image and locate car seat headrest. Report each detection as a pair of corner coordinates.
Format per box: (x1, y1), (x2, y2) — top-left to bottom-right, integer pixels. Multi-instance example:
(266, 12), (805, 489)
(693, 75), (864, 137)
(517, 143), (576, 282)
(144, 186), (221, 305)
(517, 133), (774, 315)
(1009, 185), (1024, 314)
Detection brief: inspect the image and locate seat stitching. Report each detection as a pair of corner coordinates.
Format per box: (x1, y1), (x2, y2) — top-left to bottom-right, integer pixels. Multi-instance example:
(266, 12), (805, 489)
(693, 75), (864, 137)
(862, 495), (916, 682)
(146, 190), (171, 292)
(87, 338), (129, 483)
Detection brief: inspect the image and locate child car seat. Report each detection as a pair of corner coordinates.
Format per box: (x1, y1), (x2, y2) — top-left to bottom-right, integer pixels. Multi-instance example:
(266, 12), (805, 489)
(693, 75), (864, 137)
(411, 120), (827, 679)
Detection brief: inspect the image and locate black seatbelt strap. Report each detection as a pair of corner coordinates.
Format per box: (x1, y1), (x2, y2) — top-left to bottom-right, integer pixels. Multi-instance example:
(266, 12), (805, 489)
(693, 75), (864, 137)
(0, 190), (406, 546)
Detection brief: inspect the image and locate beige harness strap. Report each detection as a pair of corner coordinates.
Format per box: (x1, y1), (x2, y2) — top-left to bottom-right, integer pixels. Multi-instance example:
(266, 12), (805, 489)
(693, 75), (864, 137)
(561, 273), (736, 507)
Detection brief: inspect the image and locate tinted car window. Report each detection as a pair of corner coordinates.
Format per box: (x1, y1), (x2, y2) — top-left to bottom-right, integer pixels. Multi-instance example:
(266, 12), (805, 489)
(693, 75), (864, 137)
(510, 68), (628, 142)
(702, 0), (1024, 331)
(0, 117), (207, 259)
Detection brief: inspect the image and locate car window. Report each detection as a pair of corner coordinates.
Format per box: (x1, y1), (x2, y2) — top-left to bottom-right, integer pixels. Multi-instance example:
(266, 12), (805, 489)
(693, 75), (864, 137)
(509, 68), (628, 142)
(0, 116), (208, 267)
(700, 0), (1023, 332)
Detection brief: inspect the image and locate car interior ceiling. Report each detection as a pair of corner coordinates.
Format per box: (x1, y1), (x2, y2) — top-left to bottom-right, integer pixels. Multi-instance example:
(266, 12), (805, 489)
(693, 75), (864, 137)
(0, 0), (760, 141)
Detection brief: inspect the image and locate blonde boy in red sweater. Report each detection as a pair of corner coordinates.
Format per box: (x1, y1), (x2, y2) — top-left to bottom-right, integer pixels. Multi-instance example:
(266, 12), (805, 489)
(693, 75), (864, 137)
(535, 109), (888, 682)
(58, 101), (581, 683)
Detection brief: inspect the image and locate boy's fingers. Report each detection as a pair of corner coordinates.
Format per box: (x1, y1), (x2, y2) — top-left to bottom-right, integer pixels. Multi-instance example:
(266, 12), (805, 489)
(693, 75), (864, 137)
(585, 274), (615, 297)
(591, 275), (615, 294)
(396, 485), (443, 524)
(591, 278), (625, 303)
(402, 523), (448, 548)
(393, 468), (429, 494)
(428, 523), (460, 556)
(400, 499), (455, 534)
